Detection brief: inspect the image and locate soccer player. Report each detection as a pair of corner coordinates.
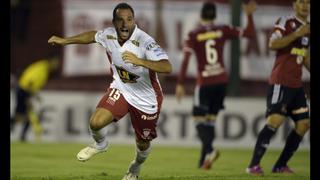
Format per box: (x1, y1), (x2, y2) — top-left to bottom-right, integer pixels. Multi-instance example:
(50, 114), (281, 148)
(175, 1), (257, 170)
(48, 3), (172, 180)
(11, 54), (59, 142)
(246, 0), (310, 176)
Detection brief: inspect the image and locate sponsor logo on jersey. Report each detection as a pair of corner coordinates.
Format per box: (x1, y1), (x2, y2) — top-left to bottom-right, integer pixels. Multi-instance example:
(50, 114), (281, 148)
(196, 30), (222, 41)
(141, 114), (158, 121)
(131, 40), (140, 47)
(146, 42), (160, 50)
(115, 65), (140, 83)
(290, 47), (307, 57)
(106, 35), (117, 40)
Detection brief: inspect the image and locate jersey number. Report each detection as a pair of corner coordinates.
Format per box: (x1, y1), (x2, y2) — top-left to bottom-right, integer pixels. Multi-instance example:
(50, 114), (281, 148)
(109, 89), (120, 100)
(205, 40), (218, 65)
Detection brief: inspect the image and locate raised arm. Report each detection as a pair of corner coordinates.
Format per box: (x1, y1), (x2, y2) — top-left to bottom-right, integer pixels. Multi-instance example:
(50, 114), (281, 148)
(242, 0), (257, 38)
(48, 31), (97, 46)
(269, 24), (309, 50)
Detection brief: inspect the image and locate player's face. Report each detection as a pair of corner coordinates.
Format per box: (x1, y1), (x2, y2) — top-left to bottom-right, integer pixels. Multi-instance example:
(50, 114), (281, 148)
(294, 0), (310, 19)
(113, 8), (135, 43)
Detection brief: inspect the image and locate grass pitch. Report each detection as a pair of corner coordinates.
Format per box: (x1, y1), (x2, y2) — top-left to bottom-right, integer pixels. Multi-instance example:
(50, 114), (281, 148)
(11, 142), (309, 180)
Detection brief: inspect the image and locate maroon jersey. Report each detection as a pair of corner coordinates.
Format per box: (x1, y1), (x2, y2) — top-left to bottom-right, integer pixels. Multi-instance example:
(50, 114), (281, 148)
(179, 23), (241, 86)
(269, 15), (309, 88)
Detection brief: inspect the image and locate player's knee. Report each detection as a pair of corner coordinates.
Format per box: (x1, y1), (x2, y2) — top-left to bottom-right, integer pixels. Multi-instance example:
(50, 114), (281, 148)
(266, 114), (286, 129)
(89, 108), (113, 130)
(295, 119), (310, 136)
(136, 139), (150, 151)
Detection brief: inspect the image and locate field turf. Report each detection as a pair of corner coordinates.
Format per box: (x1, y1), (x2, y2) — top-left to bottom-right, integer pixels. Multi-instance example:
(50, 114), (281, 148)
(11, 142), (310, 180)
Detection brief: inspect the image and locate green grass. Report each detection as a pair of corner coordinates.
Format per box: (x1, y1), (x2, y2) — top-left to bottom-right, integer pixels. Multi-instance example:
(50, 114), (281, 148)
(11, 142), (310, 180)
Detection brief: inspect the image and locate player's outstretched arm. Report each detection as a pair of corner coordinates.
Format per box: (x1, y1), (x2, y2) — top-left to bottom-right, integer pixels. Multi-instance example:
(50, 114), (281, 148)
(242, 0), (257, 38)
(122, 51), (172, 73)
(48, 31), (97, 46)
(269, 24), (309, 50)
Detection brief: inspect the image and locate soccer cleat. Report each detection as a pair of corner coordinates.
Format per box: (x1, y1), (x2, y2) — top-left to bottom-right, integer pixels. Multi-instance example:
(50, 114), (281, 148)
(122, 172), (139, 180)
(246, 165), (264, 176)
(201, 149), (220, 170)
(272, 166), (294, 174)
(76, 142), (108, 162)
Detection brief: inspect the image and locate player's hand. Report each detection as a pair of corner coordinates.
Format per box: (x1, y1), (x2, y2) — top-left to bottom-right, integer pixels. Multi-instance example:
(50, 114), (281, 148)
(48, 36), (66, 46)
(122, 51), (143, 66)
(295, 24), (310, 37)
(175, 84), (185, 103)
(243, 0), (257, 15)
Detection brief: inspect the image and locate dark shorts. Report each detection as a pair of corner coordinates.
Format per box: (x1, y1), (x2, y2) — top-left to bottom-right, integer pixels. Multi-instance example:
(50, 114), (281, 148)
(266, 84), (309, 121)
(97, 87), (162, 141)
(15, 86), (31, 114)
(192, 83), (227, 116)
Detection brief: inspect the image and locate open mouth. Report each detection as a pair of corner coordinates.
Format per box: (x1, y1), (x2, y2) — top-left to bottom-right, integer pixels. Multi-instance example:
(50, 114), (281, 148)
(120, 28), (129, 33)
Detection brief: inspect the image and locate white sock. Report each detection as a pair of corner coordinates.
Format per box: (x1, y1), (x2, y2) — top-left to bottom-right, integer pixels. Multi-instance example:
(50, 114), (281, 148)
(128, 145), (152, 174)
(89, 126), (109, 150)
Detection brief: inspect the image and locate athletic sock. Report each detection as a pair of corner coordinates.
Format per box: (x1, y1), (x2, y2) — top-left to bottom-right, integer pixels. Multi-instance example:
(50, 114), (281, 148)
(89, 126), (109, 150)
(20, 120), (30, 142)
(196, 122), (215, 167)
(129, 145), (152, 175)
(273, 130), (303, 168)
(249, 125), (276, 167)
(203, 124), (214, 154)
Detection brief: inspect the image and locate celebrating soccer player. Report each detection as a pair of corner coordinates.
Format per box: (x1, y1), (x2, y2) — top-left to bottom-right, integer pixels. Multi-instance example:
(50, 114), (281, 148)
(48, 3), (172, 180)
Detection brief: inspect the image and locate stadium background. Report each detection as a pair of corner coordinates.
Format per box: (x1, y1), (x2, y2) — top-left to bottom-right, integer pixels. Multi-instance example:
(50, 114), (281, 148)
(11, 0), (310, 148)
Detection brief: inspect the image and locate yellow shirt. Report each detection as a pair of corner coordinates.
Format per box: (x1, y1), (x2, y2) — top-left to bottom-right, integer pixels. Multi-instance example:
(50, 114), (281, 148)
(18, 59), (51, 94)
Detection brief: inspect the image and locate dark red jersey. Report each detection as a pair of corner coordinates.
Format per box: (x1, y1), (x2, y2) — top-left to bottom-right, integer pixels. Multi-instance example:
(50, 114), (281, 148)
(268, 15), (309, 88)
(180, 24), (241, 86)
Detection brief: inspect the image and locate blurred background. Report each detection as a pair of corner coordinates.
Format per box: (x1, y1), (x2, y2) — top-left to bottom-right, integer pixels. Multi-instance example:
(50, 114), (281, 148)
(10, 0), (310, 149)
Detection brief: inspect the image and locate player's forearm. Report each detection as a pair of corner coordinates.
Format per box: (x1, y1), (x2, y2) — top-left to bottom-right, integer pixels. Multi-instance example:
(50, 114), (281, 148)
(49, 31), (97, 45)
(269, 31), (300, 50)
(242, 14), (255, 38)
(63, 31), (97, 44)
(140, 59), (172, 73)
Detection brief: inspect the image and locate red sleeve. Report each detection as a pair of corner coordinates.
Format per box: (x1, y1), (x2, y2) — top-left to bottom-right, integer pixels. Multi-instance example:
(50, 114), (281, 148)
(223, 25), (240, 39)
(242, 14), (256, 38)
(177, 33), (193, 85)
(177, 50), (192, 85)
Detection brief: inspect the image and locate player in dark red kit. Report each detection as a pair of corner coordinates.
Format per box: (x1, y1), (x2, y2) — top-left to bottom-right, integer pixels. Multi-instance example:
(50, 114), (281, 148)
(175, 0), (257, 170)
(246, 0), (310, 176)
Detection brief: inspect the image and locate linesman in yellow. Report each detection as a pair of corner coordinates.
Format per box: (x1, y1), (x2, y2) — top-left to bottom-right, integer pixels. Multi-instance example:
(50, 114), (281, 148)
(11, 54), (59, 142)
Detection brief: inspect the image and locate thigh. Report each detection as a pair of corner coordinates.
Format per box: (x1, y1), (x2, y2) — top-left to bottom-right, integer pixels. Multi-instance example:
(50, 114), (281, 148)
(266, 84), (293, 117)
(289, 88), (309, 121)
(208, 84), (226, 115)
(129, 106), (160, 141)
(96, 88), (129, 120)
(193, 84), (226, 117)
(15, 87), (31, 114)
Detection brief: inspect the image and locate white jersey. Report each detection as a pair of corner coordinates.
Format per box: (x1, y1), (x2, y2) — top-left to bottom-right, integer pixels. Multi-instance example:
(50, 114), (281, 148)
(95, 25), (169, 114)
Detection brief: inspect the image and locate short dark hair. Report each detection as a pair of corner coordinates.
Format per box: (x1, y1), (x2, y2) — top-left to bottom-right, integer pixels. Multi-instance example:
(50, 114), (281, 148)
(201, 2), (216, 20)
(113, 3), (135, 20)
